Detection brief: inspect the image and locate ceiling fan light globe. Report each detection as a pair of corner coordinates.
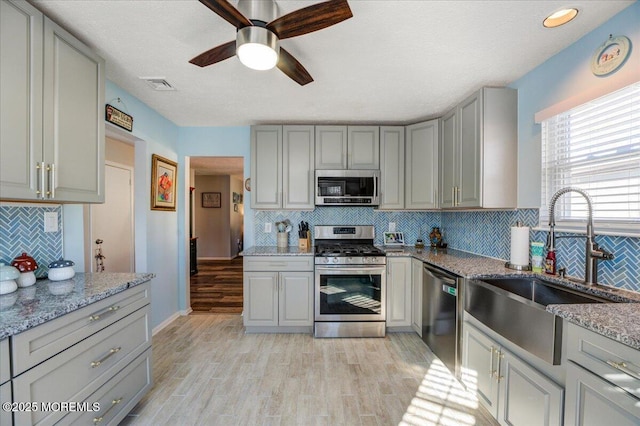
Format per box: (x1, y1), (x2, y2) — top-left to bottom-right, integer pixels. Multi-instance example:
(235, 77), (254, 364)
(236, 26), (280, 70)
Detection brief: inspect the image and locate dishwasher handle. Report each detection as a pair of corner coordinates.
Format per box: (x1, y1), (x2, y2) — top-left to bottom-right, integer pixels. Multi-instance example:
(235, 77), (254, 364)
(424, 265), (458, 286)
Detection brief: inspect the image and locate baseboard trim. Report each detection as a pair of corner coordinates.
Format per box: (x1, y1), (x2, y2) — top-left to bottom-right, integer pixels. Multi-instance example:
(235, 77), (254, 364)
(181, 307), (193, 316)
(152, 312), (180, 336)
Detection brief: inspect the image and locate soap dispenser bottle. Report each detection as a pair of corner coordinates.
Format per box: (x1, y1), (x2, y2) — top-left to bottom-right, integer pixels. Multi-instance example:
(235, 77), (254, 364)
(544, 249), (556, 275)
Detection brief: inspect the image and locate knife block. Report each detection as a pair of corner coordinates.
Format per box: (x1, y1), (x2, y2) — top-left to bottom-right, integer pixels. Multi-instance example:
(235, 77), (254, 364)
(298, 235), (311, 251)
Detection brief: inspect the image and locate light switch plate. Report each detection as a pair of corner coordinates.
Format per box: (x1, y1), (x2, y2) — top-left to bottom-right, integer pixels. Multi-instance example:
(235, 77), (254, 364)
(44, 212), (58, 233)
(264, 222), (272, 233)
(389, 222), (396, 232)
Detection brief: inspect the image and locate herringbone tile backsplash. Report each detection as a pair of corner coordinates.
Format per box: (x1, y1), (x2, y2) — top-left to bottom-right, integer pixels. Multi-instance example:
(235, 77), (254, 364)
(254, 208), (639, 292)
(0, 206), (63, 278)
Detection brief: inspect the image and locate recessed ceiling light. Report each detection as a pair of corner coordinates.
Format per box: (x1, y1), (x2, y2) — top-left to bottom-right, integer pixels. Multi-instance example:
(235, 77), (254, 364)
(543, 8), (579, 28)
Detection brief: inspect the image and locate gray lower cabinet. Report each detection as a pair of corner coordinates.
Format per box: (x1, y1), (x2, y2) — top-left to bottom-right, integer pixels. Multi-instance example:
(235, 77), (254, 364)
(10, 282), (151, 426)
(0, 0), (105, 203)
(564, 323), (640, 425)
(243, 256), (314, 331)
(0, 338), (11, 426)
(386, 257), (412, 329)
(410, 258), (423, 336)
(462, 322), (563, 426)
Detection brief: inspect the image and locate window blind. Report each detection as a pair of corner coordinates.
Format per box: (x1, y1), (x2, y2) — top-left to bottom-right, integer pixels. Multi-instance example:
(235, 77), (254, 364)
(540, 82), (640, 233)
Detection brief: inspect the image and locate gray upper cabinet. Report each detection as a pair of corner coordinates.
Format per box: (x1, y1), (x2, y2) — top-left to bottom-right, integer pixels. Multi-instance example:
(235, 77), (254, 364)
(315, 125), (379, 170)
(378, 126), (405, 210)
(0, 0), (43, 200)
(251, 125), (314, 210)
(43, 18), (105, 203)
(405, 119), (439, 209)
(282, 125), (315, 210)
(347, 126), (379, 169)
(440, 87), (517, 209)
(0, 1), (105, 203)
(315, 126), (347, 169)
(251, 126), (282, 209)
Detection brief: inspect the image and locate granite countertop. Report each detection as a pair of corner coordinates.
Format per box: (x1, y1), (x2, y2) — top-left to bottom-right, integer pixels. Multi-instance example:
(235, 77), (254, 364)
(241, 244), (640, 349)
(240, 246), (314, 256)
(0, 272), (154, 340)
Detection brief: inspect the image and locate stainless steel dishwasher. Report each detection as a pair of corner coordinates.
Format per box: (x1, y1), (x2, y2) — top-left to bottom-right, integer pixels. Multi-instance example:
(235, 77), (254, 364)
(422, 263), (462, 378)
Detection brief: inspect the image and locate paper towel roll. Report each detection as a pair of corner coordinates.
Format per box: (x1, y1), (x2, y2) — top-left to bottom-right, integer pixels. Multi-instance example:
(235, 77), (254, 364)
(510, 225), (530, 266)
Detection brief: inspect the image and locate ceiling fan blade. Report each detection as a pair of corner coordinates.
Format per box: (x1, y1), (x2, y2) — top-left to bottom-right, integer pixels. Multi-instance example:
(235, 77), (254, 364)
(189, 40), (237, 67)
(267, 0), (352, 40)
(198, 0), (252, 29)
(277, 48), (313, 86)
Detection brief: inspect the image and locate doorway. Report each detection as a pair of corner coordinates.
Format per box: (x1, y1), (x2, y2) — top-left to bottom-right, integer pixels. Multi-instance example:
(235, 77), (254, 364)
(189, 156), (244, 313)
(89, 161), (134, 272)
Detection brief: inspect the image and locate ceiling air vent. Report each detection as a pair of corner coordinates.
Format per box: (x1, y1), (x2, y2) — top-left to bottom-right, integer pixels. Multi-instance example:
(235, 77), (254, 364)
(139, 77), (176, 91)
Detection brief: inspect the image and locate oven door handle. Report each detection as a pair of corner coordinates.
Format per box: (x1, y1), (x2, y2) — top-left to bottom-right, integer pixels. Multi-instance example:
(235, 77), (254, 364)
(316, 266), (386, 273)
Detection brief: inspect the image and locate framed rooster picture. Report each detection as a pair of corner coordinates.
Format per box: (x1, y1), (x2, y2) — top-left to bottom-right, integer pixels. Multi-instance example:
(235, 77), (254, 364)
(151, 154), (177, 211)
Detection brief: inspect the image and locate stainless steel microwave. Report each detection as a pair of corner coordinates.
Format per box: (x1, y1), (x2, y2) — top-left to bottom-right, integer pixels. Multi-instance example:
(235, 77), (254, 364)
(315, 170), (380, 206)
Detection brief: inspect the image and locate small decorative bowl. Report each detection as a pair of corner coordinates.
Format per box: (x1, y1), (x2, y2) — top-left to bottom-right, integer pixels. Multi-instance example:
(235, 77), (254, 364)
(0, 263), (19, 295)
(47, 258), (75, 282)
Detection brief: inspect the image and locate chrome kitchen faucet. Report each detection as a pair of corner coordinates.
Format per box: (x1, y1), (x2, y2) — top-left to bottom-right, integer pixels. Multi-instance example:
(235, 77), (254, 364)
(547, 187), (614, 285)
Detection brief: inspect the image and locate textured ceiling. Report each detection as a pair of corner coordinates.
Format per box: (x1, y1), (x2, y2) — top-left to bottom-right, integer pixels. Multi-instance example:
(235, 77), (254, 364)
(33, 0), (634, 127)
(189, 157), (244, 176)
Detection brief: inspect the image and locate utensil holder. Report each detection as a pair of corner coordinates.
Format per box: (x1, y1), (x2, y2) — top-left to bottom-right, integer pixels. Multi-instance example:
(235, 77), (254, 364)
(277, 232), (288, 248)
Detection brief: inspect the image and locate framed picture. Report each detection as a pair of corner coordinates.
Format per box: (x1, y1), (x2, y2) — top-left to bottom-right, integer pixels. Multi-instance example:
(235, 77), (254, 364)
(234, 203), (238, 212)
(150, 154), (177, 211)
(232, 192), (243, 204)
(202, 192), (221, 208)
(383, 232), (405, 246)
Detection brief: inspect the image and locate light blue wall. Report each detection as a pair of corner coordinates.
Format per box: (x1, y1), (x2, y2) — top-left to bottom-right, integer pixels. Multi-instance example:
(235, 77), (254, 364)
(510, 2), (640, 208)
(103, 80), (180, 330)
(176, 126), (250, 311)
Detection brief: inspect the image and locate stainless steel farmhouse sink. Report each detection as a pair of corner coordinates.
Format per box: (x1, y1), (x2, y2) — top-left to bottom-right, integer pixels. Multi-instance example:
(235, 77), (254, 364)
(465, 277), (610, 365)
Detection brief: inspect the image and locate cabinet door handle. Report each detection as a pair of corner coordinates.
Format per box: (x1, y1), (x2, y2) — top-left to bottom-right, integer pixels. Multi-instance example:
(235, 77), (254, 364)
(456, 186), (461, 206)
(93, 398), (123, 423)
(90, 347), (121, 368)
(88, 305), (120, 322)
(48, 163), (55, 199)
(489, 346), (496, 377)
(36, 162), (45, 198)
(606, 360), (640, 380)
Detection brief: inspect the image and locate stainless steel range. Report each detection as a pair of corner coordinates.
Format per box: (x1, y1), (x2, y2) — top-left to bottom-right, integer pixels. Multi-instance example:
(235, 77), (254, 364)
(314, 225), (386, 338)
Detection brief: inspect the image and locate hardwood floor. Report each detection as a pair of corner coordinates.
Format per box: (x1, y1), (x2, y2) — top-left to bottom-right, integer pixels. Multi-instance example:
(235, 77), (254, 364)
(190, 257), (243, 313)
(121, 315), (499, 426)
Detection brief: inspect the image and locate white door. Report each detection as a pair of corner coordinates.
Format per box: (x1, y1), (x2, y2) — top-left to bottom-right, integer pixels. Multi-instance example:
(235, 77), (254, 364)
(90, 163), (134, 272)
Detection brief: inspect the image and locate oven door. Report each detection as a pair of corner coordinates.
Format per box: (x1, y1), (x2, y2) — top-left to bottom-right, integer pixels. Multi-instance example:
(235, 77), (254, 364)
(315, 265), (386, 322)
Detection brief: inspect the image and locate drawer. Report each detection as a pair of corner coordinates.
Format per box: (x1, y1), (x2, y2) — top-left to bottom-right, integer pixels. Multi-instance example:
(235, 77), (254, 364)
(68, 348), (152, 425)
(13, 306), (150, 426)
(244, 255), (313, 272)
(0, 380), (11, 426)
(0, 338), (9, 384)
(12, 282), (150, 375)
(566, 322), (640, 399)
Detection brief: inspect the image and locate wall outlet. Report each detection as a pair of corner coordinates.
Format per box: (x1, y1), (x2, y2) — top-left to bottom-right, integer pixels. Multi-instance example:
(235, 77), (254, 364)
(264, 222), (272, 233)
(388, 222), (396, 232)
(44, 212), (58, 233)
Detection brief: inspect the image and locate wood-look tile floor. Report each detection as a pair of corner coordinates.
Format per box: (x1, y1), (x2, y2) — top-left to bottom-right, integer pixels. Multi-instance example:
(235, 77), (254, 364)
(190, 258), (243, 313)
(121, 314), (498, 426)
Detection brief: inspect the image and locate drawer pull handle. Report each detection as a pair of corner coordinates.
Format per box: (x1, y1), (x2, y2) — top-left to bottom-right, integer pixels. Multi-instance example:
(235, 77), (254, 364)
(92, 398), (123, 423)
(606, 360), (640, 380)
(89, 305), (121, 322)
(91, 347), (121, 368)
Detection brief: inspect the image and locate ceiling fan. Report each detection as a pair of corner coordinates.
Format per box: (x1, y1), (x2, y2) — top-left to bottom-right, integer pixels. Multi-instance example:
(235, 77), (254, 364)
(189, 0), (353, 85)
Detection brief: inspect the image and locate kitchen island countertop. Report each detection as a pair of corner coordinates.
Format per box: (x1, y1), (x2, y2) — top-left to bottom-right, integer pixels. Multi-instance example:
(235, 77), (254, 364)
(0, 272), (154, 340)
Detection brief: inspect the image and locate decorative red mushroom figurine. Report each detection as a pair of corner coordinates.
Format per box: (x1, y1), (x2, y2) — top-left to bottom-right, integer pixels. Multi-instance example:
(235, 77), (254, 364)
(11, 252), (38, 287)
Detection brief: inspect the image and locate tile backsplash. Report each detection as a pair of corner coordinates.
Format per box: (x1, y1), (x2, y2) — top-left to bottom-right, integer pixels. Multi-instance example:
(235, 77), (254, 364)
(0, 205), (63, 278)
(253, 207), (639, 292)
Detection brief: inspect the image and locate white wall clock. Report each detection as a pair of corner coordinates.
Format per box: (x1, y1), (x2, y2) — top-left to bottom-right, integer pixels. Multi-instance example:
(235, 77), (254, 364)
(591, 35), (632, 76)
